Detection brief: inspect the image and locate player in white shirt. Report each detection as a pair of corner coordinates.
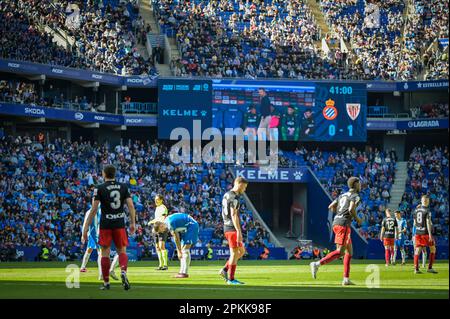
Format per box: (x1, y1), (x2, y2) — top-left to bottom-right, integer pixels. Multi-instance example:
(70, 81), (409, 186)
(151, 194), (169, 270)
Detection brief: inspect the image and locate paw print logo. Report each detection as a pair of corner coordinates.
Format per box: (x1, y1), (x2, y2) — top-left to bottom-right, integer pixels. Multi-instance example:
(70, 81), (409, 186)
(201, 111), (207, 117)
(293, 171), (303, 180)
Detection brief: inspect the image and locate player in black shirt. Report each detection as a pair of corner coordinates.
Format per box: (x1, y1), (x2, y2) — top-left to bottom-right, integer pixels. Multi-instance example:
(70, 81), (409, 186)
(412, 195), (437, 274)
(281, 105), (300, 141)
(380, 209), (398, 267)
(300, 109), (315, 139)
(219, 176), (248, 285)
(82, 164), (136, 290)
(310, 177), (362, 286)
(243, 105), (261, 140)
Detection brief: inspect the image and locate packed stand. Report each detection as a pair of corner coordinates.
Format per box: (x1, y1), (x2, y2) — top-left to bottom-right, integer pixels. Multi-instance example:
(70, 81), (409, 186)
(410, 0), (448, 80)
(0, 136), (271, 261)
(0, 0), (157, 76)
(0, 79), (104, 112)
(319, 0), (418, 80)
(155, 0), (360, 79)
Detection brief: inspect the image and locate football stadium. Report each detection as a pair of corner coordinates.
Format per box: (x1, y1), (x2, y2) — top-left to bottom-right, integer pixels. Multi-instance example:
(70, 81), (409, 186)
(0, 0), (448, 305)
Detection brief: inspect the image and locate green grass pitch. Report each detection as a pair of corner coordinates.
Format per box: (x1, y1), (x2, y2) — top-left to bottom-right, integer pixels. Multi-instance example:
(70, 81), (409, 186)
(0, 260), (448, 299)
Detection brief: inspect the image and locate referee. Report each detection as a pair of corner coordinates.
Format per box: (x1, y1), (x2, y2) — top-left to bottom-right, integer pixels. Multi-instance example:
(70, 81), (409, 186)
(149, 194), (169, 270)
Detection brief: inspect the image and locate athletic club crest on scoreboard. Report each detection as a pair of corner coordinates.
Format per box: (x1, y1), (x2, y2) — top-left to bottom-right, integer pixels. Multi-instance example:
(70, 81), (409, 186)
(346, 103), (361, 120)
(323, 99), (338, 120)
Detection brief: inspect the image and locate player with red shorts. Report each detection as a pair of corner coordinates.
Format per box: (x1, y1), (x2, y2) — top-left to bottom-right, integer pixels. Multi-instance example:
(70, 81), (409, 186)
(82, 164), (136, 290)
(413, 195), (437, 274)
(219, 177), (248, 285)
(310, 177), (362, 286)
(380, 208), (398, 266)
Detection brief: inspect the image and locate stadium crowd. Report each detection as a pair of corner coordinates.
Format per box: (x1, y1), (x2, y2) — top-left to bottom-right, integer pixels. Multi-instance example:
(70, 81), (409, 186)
(155, 0), (358, 79)
(0, 135), (271, 262)
(0, 79), (104, 112)
(0, 0), (157, 76)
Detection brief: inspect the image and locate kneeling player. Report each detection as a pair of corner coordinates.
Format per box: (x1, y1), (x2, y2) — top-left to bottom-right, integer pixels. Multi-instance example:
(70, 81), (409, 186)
(310, 177), (362, 286)
(152, 213), (199, 278)
(380, 209), (398, 266)
(394, 210), (407, 265)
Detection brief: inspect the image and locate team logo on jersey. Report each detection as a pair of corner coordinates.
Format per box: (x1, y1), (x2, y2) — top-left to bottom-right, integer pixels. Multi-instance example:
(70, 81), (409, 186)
(323, 99), (338, 120)
(346, 103), (361, 120)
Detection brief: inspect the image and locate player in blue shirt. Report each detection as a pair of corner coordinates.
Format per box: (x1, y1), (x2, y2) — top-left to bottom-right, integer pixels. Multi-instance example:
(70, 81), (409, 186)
(393, 211), (407, 265)
(81, 206), (120, 280)
(81, 207), (102, 278)
(151, 213), (199, 278)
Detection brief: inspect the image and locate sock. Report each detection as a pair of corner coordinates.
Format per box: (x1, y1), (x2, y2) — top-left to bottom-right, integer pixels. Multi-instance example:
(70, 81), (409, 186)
(393, 247), (397, 262)
(390, 247), (394, 262)
(119, 252), (128, 273)
(157, 250), (162, 267)
(401, 249), (406, 263)
(319, 250), (341, 266)
(422, 251), (427, 267)
(183, 249), (191, 274)
(110, 254), (119, 273)
(385, 249), (390, 264)
(101, 257), (110, 283)
(180, 252), (186, 274)
(81, 251), (91, 269)
(162, 249), (168, 267)
(414, 254), (419, 270)
(344, 254), (352, 278)
(97, 253), (102, 279)
(223, 261), (229, 272)
(229, 264), (237, 281)
(428, 252), (435, 269)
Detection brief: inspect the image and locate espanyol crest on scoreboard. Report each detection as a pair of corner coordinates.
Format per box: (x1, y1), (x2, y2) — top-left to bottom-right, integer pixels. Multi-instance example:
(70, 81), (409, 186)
(346, 103), (361, 120)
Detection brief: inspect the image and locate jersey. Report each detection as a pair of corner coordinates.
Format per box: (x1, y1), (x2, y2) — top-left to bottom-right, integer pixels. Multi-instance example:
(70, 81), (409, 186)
(413, 205), (430, 235)
(382, 217), (398, 238)
(84, 207), (101, 249)
(332, 191), (361, 227)
(222, 190), (241, 232)
(93, 180), (131, 229)
(396, 218), (407, 239)
(155, 204), (168, 221)
(164, 213), (197, 233)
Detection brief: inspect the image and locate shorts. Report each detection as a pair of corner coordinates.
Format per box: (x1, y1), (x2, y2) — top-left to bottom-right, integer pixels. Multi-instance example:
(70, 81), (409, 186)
(87, 233), (99, 250)
(395, 238), (406, 248)
(333, 225), (352, 246)
(225, 231), (244, 249)
(383, 238), (395, 246)
(153, 230), (169, 243)
(180, 222), (199, 246)
(415, 234), (430, 247)
(99, 228), (128, 248)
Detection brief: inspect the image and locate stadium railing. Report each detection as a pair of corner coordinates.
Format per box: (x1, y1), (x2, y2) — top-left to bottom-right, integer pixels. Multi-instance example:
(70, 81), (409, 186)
(121, 102), (157, 114)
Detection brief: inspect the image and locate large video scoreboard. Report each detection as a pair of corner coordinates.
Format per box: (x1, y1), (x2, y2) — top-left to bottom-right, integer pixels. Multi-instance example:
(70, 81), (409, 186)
(158, 79), (367, 142)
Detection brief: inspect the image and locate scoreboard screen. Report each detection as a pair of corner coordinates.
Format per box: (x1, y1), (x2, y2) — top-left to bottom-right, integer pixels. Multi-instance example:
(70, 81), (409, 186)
(158, 78), (212, 139)
(212, 81), (367, 142)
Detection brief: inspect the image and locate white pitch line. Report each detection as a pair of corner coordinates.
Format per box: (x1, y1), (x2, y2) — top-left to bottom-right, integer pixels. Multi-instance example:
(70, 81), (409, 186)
(0, 282), (448, 296)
